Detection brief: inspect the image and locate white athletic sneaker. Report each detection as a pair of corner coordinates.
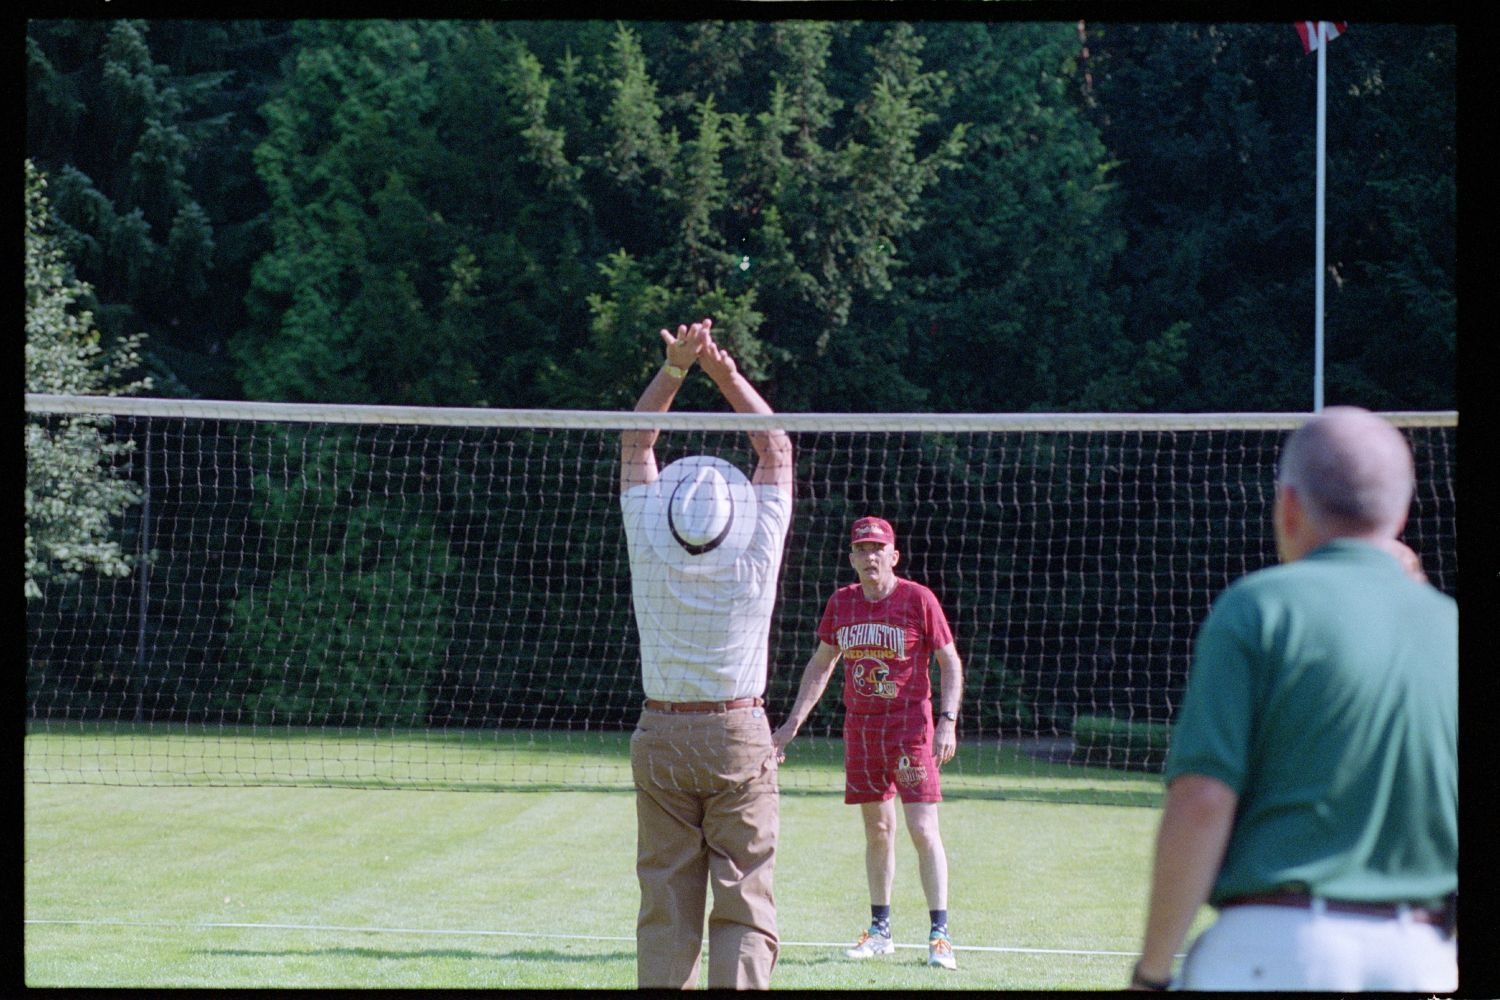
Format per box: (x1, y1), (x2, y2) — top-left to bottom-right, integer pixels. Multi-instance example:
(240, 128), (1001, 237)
(926, 931), (957, 969)
(845, 926), (895, 959)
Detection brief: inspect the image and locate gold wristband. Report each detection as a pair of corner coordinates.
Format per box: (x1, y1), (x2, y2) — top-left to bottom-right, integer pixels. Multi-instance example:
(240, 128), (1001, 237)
(663, 364), (688, 380)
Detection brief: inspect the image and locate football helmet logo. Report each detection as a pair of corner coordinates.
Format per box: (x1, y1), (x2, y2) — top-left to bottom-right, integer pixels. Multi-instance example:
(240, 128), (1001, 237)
(852, 659), (898, 699)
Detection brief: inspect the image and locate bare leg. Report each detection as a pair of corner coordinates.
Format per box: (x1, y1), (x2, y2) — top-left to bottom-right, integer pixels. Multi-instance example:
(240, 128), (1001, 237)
(860, 799), (900, 908)
(902, 800), (948, 913)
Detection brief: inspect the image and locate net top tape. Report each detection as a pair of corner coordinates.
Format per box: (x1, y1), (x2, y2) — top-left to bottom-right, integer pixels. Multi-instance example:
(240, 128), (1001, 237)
(25, 394), (1458, 432)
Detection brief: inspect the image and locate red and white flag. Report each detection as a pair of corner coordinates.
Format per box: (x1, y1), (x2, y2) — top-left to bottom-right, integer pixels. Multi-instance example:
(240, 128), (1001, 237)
(1295, 21), (1348, 54)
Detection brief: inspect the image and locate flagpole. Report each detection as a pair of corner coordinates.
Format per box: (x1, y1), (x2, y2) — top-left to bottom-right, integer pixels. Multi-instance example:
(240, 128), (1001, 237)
(1314, 21), (1327, 412)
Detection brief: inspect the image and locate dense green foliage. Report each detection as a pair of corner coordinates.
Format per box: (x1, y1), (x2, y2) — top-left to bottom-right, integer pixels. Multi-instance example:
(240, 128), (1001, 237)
(27, 20), (290, 397)
(1089, 22), (1456, 410)
(24, 159), (152, 599)
(218, 426), (459, 726)
(26, 18), (1456, 725)
(26, 18), (1455, 413)
(1072, 714), (1173, 772)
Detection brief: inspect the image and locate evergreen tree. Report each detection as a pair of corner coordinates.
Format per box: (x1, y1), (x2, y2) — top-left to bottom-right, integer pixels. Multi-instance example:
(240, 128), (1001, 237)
(224, 23), (471, 722)
(1091, 22), (1455, 411)
(1319, 23), (1455, 409)
(26, 20), (229, 396)
(140, 20), (295, 398)
(537, 21), (965, 412)
(883, 21), (1171, 413)
(235, 20), (485, 405)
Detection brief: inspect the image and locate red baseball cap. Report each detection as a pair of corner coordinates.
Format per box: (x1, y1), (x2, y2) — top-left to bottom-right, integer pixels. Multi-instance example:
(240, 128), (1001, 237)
(850, 516), (896, 546)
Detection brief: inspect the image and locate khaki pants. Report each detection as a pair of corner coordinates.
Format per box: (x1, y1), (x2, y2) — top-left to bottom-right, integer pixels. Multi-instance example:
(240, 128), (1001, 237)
(631, 705), (780, 989)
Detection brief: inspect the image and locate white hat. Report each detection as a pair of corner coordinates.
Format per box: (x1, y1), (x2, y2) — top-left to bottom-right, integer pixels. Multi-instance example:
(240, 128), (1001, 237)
(646, 455), (758, 573)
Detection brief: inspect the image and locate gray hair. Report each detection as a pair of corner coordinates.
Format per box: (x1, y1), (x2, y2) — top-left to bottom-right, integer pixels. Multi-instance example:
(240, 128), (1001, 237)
(1277, 406), (1415, 534)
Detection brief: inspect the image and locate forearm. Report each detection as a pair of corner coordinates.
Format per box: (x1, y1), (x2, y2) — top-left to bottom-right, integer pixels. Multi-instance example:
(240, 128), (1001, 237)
(936, 649), (963, 717)
(621, 366), (685, 452)
(707, 365), (771, 417)
(707, 368), (791, 461)
(930, 647), (962, 761)
(1136, 775), (1237, 983)
(622, 327), (701, 490)
(779, 650), (840, 736)
(782, 672), (832, 733)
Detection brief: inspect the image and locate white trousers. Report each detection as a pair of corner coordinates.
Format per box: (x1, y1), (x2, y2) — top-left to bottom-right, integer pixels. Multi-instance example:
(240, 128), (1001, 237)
(1181, 900), (1456, 992)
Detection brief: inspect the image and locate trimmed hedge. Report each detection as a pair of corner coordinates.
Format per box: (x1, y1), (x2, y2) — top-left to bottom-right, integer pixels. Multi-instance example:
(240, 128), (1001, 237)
(1072, 714), (1172, 772)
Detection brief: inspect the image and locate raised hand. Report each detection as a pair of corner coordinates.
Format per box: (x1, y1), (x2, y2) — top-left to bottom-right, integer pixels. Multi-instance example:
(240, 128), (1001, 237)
(659, 318), (712, 371)
(698, 323), (740, 384)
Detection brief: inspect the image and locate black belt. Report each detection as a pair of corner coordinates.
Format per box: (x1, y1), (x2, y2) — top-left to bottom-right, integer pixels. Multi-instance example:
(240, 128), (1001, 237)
(1221, 891), (1449, 929)
(644, 697), (763, 714)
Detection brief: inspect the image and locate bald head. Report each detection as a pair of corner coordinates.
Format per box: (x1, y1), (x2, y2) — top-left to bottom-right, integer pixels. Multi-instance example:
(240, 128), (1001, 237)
(1276, 406), (1415, 538)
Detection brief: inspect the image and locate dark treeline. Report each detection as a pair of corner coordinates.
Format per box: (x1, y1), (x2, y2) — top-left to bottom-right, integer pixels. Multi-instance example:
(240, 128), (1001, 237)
(27, 18), (1455, 413)
(26, 19), (1457, 740)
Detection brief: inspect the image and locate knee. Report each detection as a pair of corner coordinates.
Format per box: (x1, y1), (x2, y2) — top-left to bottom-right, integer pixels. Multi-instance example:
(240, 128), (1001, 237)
(865, 817), (898, 847)
(906, 816), (943, 852)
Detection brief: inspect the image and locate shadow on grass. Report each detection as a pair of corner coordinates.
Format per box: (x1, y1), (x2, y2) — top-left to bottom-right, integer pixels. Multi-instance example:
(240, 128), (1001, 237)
(201, 945), (635, 964)
(28, 723), (1163, 808)
(773, 951), (851, 968)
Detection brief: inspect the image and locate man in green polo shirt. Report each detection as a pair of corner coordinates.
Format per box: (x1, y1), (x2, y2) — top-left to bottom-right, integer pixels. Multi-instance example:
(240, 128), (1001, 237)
(1129, 406), (1456, 992)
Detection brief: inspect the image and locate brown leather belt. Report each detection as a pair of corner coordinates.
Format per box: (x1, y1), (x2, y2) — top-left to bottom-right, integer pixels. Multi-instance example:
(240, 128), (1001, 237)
(644, 697), (763, 714)
(1221, 891), (1445, 926)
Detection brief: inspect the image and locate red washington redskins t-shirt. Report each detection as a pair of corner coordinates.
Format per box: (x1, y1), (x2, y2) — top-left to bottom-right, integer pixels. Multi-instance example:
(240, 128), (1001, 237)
(817, 578), (954, 717)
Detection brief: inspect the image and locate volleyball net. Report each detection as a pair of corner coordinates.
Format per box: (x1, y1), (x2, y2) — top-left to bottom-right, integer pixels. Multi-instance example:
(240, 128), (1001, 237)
(24, 395), (1457, 803)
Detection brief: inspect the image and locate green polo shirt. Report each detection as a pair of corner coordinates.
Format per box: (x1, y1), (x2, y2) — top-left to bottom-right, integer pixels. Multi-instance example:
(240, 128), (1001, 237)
(1164, 539), (1457, 906)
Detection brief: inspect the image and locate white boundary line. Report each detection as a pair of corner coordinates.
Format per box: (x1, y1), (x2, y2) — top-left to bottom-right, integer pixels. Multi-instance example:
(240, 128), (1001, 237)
(24, 917), (1139, 958)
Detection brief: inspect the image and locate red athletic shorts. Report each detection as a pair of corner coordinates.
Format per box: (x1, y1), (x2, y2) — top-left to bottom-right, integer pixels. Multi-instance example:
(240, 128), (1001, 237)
(843, 709), (942, 804)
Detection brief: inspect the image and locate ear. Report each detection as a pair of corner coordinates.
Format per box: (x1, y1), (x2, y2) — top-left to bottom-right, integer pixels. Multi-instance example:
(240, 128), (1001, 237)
(1273, 484), (1303, 563)
(1274, 483), (1292, 525)
(890, 548), (900, 568)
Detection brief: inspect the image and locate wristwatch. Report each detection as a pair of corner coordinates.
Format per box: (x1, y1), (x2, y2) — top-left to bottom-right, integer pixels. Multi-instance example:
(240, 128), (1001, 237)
(939, 711), (958, 722)
(663, 363), (688, 379)
(1130, 963), (1171, 991)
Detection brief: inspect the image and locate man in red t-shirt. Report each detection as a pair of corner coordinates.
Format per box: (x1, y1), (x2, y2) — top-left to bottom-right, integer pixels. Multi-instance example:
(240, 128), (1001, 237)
(773, 516), (964, 970)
